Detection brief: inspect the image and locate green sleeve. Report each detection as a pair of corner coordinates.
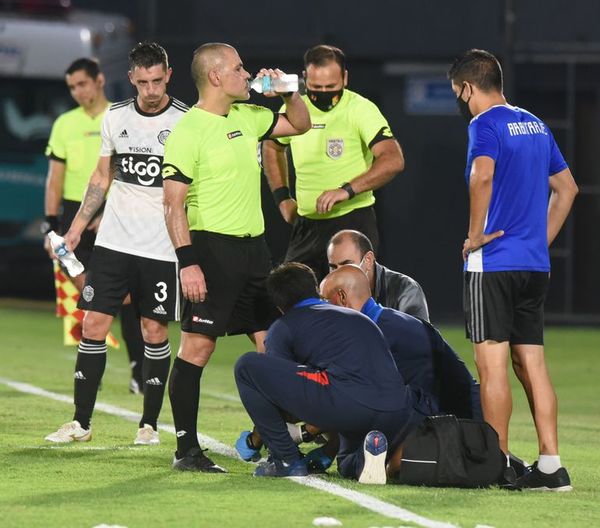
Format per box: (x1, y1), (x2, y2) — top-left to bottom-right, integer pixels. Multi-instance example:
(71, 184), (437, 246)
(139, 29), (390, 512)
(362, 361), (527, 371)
(161, 125), (196, 184)
(45, 116), (66, 162)
(242, 104), (278, 140)
(356, 98), (395, 149)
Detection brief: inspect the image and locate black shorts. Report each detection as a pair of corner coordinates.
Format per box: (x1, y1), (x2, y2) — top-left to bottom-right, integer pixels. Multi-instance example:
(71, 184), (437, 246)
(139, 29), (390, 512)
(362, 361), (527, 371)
(60, 199), (104, 269)
(463, 271), (549, 345)
(78, 246), (179, 321)
(181, 231), (278, 337)
(285, 205), (379, 281)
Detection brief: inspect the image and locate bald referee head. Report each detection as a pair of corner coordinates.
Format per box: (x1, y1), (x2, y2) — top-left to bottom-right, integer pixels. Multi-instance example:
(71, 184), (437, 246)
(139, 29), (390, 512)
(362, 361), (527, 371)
(191, 43), (251, 102)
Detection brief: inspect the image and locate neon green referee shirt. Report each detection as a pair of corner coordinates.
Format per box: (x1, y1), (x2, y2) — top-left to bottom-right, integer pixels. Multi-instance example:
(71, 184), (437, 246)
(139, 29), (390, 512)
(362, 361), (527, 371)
(277, 89), (394, 219)
(45, 104), (109, 202)
(162, 104), (277, 237)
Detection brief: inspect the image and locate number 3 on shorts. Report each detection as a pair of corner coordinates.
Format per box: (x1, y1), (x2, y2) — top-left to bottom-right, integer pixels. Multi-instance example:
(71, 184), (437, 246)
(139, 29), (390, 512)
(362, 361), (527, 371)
(154, 281), (168, 302)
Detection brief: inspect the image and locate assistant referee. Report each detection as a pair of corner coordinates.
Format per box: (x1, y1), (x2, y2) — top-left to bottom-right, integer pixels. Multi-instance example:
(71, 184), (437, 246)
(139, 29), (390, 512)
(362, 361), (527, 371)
(44, 58), (144, 392)
(162, 42), (310, 473)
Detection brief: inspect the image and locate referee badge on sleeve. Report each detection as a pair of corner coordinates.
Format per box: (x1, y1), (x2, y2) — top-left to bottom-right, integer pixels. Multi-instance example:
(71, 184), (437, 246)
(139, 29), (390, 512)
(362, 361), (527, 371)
(326, 138), (344, 159)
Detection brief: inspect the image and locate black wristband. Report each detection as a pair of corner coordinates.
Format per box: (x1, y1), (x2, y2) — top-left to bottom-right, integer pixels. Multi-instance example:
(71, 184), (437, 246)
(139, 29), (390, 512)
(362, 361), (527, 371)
(175, 245), (197, 269)
(340, 182), (356, 200)
(41, 215), (60, 235)
(272, 186), (291, 206)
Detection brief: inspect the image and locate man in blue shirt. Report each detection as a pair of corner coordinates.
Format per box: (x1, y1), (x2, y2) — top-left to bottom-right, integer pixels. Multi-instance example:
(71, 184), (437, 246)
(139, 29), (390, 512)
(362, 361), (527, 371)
(321, 264), (481, 421)
(448, 49), (578, 491)
(234, 262), (425, 481)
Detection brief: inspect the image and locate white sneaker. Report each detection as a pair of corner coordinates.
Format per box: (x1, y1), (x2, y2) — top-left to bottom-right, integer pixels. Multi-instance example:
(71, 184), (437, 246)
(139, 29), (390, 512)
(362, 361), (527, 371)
(358, 430), (387, 485)
(45, 420), (92, 443)
(134, 424), (160, 445)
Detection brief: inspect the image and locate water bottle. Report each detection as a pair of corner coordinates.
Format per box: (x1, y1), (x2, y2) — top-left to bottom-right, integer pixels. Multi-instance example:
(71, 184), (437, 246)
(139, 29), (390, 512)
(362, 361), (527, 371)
(250, 74), (299, 94)
(48, 230), (85, 277)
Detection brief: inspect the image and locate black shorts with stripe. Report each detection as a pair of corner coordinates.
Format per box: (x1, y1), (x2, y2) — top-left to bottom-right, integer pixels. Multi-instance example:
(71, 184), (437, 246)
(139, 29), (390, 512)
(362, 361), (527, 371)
(463, 271), (549, 345)
(181, 231), (278, 337)
(78, 246), (179, 321)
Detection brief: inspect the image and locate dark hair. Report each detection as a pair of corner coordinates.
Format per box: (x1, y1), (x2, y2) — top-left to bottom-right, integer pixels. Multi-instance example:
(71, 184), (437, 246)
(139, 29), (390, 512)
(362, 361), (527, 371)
(65, 58), (101, 79)
(329, 230), (374, 259)
(267, 262), (320, 313)
(447, 49), (503, 92)
(129, 41), (169, 71)
(304, 44), (346, 72)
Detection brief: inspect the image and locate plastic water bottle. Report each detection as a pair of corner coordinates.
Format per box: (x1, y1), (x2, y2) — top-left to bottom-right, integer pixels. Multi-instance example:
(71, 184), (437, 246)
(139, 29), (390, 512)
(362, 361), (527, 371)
(48, 230), (85, 277)
(250, 74), (299, 94)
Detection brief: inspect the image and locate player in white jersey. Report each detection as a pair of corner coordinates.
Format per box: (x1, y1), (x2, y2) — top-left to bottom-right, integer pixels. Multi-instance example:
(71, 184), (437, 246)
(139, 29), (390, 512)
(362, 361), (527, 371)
(45, 42), (187, 446)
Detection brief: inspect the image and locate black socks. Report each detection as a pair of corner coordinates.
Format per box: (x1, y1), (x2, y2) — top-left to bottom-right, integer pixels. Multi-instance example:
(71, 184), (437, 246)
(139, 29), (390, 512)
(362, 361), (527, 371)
(120, 304), (144, 388)
(73, 337), (107, 429)
(139, 340), (171, 430)
(169, 357), (204, 457)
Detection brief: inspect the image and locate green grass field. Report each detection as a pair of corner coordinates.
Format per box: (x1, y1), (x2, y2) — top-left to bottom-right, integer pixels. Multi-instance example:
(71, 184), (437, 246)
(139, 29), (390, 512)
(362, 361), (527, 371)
(1, 300), (599, 528)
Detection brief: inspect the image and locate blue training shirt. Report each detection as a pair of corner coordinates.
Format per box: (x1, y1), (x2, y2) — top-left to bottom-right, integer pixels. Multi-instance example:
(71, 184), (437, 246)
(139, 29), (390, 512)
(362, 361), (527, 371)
(361, 297), (482, 420)
(265, 298), (412, 412)
(465, 104), (568, 272)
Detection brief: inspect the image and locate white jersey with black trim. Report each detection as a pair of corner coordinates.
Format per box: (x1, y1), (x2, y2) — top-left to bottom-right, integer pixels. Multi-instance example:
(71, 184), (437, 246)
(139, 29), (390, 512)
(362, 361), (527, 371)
(95, 96), (188, 261)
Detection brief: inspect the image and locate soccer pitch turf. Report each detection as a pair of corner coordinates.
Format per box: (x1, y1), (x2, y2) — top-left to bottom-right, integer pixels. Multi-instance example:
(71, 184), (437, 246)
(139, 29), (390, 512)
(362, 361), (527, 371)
(1, 300), (599, 528)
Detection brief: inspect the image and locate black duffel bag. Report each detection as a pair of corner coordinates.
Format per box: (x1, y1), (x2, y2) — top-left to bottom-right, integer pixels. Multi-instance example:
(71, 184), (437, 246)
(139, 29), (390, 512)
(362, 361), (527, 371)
(393, 414), (505, 488)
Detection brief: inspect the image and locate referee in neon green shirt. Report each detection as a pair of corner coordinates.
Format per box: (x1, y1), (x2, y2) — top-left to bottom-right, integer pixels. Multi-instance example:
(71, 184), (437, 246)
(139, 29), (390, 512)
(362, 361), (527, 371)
(43, 58), (109, 285)
(263, 45), (405, 279)
(43, 58), (145, 393)
(162, 42), (310, 472)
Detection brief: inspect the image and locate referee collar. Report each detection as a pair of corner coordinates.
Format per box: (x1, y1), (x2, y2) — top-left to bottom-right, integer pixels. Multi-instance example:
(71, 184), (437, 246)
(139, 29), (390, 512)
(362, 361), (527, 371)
(293, 297), (326, 309)
(361, 297), (384, 323)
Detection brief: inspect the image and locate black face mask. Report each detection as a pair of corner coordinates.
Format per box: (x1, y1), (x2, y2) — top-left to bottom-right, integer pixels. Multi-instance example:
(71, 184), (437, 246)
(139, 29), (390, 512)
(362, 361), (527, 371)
(306, 88), (344, 112)
(456, 83), (473, 121)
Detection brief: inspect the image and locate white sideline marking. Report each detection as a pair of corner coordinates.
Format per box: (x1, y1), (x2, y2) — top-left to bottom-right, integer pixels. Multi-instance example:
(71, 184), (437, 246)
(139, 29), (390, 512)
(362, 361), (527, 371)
(0, 377), (466, 528)
(291, 477), (456, 528)
(23, 445), (143, 451)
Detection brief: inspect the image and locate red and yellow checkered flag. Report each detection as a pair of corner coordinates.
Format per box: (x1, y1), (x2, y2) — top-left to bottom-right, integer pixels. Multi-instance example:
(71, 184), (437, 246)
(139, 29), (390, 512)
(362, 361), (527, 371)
(53, 261), (120, 348)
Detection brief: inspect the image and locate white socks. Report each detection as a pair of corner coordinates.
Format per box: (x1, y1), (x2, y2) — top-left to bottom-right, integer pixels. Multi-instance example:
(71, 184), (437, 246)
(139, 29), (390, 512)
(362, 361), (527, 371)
(538, 454), (561, 474)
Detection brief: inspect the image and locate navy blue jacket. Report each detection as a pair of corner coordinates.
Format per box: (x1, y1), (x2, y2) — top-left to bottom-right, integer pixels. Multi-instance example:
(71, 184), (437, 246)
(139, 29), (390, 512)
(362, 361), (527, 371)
(361, 297), (482, 419)
(265, 298), (413, 412)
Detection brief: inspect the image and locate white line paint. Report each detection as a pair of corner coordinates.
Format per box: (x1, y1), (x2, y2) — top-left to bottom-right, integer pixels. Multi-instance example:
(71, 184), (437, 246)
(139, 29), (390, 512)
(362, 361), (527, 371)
(0, 377), (468, 528)
(22, 445), (144, 451)
(291, 477), (457, 528)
